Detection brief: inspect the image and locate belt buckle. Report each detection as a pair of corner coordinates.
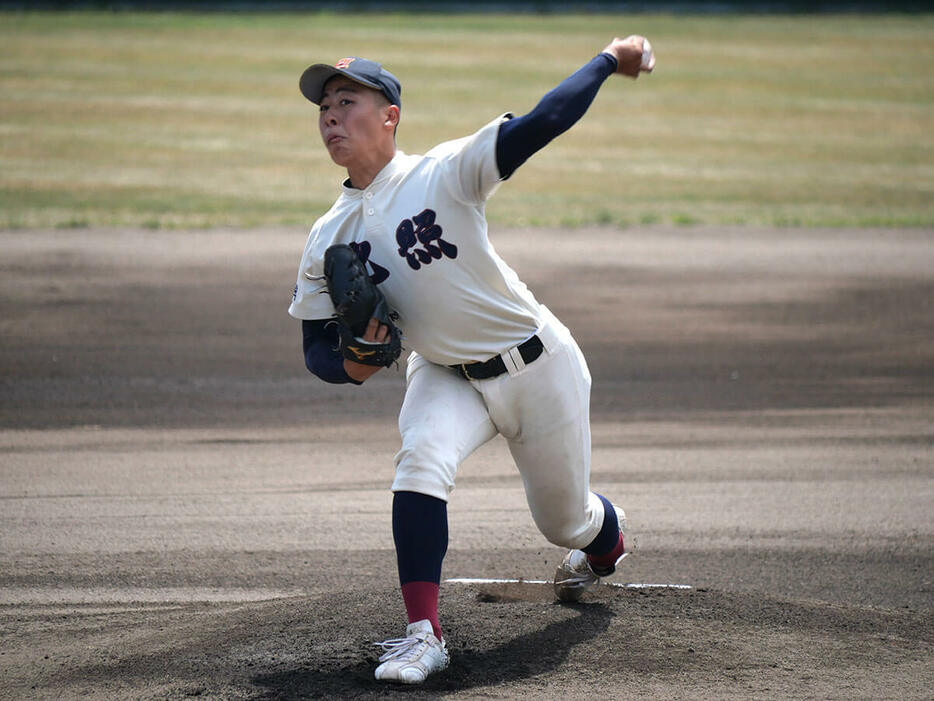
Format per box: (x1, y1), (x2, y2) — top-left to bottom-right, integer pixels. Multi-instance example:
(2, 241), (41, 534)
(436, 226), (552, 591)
(459, 363), (472, 381)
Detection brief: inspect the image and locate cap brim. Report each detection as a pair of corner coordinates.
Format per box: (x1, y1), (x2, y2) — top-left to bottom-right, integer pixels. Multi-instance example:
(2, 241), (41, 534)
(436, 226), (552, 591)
(299, 64), (382, 105)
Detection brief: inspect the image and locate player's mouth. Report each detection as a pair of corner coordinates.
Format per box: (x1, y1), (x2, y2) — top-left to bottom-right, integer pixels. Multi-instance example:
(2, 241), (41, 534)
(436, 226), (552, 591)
(326, 134), (346, 146)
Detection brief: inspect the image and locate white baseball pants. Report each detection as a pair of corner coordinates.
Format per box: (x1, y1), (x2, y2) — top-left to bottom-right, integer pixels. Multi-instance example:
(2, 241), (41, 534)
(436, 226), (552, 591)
(392, 307), (604, 550)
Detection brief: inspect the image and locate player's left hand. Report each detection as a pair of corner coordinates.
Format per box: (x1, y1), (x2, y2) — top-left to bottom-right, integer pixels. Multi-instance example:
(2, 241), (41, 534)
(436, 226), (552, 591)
(602, 35), (655, 78)
(323, 243), (403, 371)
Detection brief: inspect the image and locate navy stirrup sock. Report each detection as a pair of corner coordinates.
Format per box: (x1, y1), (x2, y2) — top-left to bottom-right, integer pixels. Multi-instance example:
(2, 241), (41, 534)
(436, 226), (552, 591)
(582, 493), (626, 575)
(393, 491), (448, 639)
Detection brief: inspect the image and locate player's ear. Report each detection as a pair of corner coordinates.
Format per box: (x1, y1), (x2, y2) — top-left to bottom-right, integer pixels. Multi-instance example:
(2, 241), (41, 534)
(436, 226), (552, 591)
(384, 104), (400, 130)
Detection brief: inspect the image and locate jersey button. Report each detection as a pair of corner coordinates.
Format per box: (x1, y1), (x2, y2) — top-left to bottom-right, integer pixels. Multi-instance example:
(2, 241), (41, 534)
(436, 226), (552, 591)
(367, 208), (375, 216)
(365, 192), (373, 200)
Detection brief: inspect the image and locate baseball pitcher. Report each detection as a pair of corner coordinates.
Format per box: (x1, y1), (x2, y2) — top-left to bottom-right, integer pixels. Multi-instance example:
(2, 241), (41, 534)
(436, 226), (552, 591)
(289, 35), (655, 684)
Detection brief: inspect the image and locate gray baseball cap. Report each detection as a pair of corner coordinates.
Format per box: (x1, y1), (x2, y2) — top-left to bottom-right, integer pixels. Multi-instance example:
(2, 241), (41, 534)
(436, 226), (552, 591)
(299, 57), (402, 107)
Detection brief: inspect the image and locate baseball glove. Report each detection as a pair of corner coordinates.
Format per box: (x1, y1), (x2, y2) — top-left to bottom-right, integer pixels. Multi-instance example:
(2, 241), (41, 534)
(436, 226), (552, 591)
(323, 244), (402, 368)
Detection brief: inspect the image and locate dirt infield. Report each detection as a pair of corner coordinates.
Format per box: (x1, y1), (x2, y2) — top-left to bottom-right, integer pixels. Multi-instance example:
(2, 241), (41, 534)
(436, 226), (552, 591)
(1, 226), (932, 699)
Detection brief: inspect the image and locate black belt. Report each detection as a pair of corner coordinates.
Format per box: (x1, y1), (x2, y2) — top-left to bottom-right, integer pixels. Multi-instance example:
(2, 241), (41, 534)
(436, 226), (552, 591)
(451, 335), (544, 380)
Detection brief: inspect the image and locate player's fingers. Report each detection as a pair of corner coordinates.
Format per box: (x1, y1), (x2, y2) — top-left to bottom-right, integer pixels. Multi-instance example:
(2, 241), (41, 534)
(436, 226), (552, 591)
(363, 318), (390, 343)
(363, 317), (383, 342)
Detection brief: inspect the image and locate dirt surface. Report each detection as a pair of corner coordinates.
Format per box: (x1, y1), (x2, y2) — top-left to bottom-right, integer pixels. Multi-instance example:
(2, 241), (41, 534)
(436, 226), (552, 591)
(1, 226), (932, 699)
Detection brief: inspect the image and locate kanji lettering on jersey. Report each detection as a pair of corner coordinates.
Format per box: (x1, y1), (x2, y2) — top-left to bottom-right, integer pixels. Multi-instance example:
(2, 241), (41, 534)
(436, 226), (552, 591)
(395, 209), (457, 271)
(349, 240), (390, 284)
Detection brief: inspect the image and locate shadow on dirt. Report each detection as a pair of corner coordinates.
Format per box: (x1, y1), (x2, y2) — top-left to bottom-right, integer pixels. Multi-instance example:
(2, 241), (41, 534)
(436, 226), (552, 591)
(251, 603), (613, 698)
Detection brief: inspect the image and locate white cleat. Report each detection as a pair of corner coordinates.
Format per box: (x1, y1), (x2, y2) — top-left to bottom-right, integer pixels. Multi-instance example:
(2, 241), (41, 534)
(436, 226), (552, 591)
(554, 548), (601, 602)
(554, 506), (628, 603)
(374, 619), (449, 684)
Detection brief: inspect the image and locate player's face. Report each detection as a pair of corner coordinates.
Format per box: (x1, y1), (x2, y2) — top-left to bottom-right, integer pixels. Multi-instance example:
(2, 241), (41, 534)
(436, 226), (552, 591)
(318, 77), (392, 167)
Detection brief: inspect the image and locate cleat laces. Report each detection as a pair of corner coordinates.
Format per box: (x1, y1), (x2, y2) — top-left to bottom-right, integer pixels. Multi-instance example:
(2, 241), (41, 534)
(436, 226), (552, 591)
(554, 571), (596, 588)
(375, 634), (430, 663)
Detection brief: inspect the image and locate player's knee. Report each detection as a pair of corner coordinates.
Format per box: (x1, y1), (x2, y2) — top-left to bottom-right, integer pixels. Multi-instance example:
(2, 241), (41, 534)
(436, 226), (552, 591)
(534, 514), (594, 550)
(393, 441), (457, 501)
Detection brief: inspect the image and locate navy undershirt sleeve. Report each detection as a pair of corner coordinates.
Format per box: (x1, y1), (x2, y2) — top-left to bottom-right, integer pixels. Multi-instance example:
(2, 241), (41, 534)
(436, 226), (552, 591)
(302, 319), (362, 385)
(496, 53), (618, 179)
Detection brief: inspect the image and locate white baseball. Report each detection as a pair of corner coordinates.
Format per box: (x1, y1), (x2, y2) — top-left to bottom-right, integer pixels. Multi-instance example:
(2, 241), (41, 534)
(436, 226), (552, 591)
(641, 38), (654, 71)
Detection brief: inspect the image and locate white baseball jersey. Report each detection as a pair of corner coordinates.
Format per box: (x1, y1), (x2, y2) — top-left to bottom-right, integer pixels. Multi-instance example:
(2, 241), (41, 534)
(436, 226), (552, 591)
(288, 115), (546, 366)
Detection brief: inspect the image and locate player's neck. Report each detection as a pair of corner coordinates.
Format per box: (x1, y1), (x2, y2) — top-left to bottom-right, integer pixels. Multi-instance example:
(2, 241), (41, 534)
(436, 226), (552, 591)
(345, 145), (396, 190)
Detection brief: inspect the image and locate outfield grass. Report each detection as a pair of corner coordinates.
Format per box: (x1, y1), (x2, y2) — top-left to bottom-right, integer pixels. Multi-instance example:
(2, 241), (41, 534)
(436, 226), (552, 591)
(1, 11), (932, 229)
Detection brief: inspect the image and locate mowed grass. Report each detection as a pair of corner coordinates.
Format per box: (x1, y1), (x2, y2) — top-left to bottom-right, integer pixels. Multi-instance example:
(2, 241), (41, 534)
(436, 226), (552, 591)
(1, 11), (932, 229)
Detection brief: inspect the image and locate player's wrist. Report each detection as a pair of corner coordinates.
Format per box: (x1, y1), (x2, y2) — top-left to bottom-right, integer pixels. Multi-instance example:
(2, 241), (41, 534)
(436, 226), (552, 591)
(599, 50), (619, 71)
(344, 358), (380, 383)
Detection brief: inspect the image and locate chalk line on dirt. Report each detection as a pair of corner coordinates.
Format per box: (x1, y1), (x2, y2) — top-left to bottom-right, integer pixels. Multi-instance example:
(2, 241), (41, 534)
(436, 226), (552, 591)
(445, 577), (692, 590)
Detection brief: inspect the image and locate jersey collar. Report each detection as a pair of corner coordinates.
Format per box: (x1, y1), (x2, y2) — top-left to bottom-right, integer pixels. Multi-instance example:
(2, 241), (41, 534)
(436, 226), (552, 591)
(340, 150), (406, 197)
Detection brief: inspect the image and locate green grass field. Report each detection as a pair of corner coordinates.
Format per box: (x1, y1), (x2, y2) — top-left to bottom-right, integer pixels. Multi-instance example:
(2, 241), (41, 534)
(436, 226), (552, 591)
(1, 11), (932, 229)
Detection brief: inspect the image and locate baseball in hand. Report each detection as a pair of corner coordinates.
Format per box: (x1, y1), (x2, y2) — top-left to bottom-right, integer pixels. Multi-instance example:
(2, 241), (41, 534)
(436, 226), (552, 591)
(641, 38), (655, 72)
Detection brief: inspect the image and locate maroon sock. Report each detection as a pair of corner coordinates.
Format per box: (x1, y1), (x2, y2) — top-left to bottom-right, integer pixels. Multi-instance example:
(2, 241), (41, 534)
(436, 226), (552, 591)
(586, 531), (625, 573)
(400, 581), (442, 640)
